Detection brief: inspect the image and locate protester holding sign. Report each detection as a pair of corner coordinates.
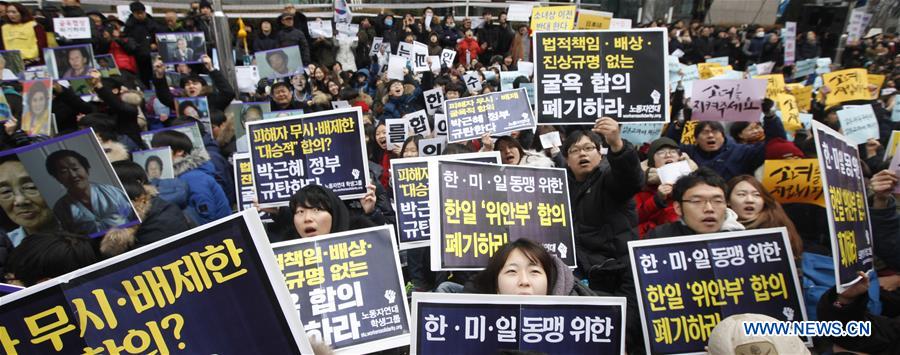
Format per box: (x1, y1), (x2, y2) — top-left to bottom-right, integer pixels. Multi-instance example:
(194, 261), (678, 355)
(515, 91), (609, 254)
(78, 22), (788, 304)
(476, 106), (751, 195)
(0, 3), (48, 66)
(636, 137), (699, 237)
(468, 238), (594, 296)
(666, 98), (788, 181)
(152, 54), (236, 117)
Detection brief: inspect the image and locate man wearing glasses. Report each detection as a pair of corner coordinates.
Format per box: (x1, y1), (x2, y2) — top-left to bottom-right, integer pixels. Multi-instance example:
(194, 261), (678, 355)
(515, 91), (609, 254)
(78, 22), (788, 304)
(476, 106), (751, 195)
(645, 167), (746, 239)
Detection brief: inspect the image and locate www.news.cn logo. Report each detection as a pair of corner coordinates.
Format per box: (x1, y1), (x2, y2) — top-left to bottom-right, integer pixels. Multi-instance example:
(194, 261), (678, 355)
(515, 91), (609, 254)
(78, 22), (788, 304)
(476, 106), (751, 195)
(742, 321), (872, 337)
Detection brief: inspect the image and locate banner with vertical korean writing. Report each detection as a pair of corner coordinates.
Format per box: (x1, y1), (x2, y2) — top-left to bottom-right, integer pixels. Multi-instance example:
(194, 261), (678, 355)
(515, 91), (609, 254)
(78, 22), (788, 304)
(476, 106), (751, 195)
(411, 293), (625, 354)
(246, 107), (369, 208)
(427, 160), (575, 270)
(534, 29), (668, 125)
(530, 5), (576, 32)
(690, 79), (766, 122)
(443, 88), (536, 143)
(0, 209), (314, 354)
(390, 152), (501, 250)
(271, 226), (410, 354)
(629, 227), (808, 355)
(823, 68), (870, 108)
(753, 74), (786, 99)
(762, 159), (825, 207)
(812, 121), (874, 293)
(233, 153), (272, 221)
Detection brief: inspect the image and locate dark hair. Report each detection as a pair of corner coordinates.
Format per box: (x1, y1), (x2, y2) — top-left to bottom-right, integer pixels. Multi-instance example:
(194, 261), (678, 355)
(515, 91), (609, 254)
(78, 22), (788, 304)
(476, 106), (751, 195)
(6, 3), (34, 23)
(265, 50), (288, 66)
(693, 121), (725, 140)
(144, 155), (164, 173)
(150, 130), (193, 154)
(46, 149), (91, 177)
(271, 81), (293, 93)
(400, 134), (423, 156)
(288, 184), (350, 236)
(471, 238), (557, 295)
(494, 136), (524, 163)
(26, 80), (48, 107)
(442, 143), (473, 155)
(178, 100), (199, 117)
(112, 160), (149, 199)
(6, 232), (98, 286)
(672, 167), (727, 202)
(728, 121), (753, 142)
(210, 109), (226, 127)
(726, 175), (802, 257)
(561, 130), (605, 158)
(241, 104), (264, 124)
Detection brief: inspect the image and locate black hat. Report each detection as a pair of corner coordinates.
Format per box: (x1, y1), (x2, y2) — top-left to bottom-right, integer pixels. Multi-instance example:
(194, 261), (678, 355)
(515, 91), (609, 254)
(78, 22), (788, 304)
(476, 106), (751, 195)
(129, 1), (145, 13)
(647, 137), (679, 167)
(179, 74), (205, 88)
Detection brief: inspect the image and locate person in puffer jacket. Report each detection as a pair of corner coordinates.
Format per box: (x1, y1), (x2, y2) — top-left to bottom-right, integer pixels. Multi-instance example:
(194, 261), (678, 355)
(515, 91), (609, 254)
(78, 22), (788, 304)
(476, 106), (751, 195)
(150, 130), (231, 225)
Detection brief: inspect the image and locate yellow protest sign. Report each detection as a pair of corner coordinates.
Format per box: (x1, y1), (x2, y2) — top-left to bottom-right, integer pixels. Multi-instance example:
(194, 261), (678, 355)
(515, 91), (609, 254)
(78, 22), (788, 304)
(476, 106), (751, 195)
(530, 6), (576, 32)
(753, 74), (786, 99)
(887, 130), (900, 158)
(681, 121), (697, 145)
(575, 10), (612, 29)
(763, 159), (825, 207)
(786, 84), (813, 112)
(708, 65), (733, 78)
(868, 74), (885, 99)
(698, 62), (723, 79)
(776, 93), (803, 132)
(823, 68), (869, 107)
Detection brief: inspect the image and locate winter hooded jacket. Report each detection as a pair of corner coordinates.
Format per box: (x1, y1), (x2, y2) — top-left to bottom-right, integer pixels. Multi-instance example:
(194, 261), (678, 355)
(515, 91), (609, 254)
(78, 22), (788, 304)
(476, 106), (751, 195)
(99, 185), (193, 257)
(173, 150), (232, 225)
(644, 208), (746, 239)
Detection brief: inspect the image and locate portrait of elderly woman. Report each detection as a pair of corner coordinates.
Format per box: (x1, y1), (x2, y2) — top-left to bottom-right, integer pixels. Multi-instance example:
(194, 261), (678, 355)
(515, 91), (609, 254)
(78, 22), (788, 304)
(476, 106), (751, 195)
(44, 149), (136, 235)
(0, 155), (58, 247)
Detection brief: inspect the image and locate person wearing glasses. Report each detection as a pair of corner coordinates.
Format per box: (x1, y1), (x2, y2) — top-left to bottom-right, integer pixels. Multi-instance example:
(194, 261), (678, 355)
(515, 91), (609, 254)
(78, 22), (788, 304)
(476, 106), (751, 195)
(0, 155), (59, 248)
(561, 116), (644, 352)
(645, 168), (746, 239)
(635, 137), (698, 238)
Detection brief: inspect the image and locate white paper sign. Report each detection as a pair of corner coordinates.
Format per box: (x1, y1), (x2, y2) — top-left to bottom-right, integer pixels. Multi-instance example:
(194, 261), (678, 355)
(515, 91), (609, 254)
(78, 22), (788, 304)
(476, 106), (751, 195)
(53, 17), (91, 40)
(440, 49), (456, 68)
(235, 65), (260, 93)
(412, 41), (430, 72)
(423, 88), (445, 116)
(610, 18), (632, 29)
(397, 42), (414, 60)
(405, 110), (431, 137)
(517, 60), (534, 77)
(434, 114), (448, 136)
(308, 20), (334, 38)
(463, 71), (482, 93)
(837, 105), (879, 146)
(507, 4), (536, 22)
(539, 131), (562, 149)
(387, 55), (407, 80)
(385, 118), (409, 151)
(116, 4), (153, 21)
(370, 37), (385, 56)
(331, 100), (351, 109)
(671, 49), (685, 58)
(657, 160), (693, 185)
(419, 136), (447, 156)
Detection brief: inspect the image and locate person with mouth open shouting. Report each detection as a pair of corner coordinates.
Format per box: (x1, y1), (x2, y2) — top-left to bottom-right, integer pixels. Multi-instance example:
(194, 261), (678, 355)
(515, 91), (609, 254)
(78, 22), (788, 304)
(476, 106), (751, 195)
(635, 137), (698, 238)
(726, 175), (803, 259)
(645, 167), (746, 239)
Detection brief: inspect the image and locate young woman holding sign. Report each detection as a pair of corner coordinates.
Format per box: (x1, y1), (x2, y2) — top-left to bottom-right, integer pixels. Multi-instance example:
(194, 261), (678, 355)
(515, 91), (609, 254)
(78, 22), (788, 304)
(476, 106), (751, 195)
(466, 238), (593, 296)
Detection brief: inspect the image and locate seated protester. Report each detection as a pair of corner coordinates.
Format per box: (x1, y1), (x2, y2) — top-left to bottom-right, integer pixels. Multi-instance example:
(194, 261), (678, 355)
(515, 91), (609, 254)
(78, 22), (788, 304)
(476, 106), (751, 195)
(378, 71), (433, 120)
(210, 110), (235, 158)
(87, 70), (147, 148)
(665, 99), (787, 181)
(707, 313), (811, 354)
(564, 117), (643, 277)
(151, 54), (235, 119)
(645, 167), (746, 239)
(4, 231), (98, 286)
(51, 79), (97, 135)
(465, 238), (594, 296)
(490, 135), (554, 167)
(0, 155), (60, 249)
(267, 184), (379, 242)
(150, 130), (231, 225)
(168, 116), (235, 206)
(817, 272), (898, 353)
(636, 137), (698, 238)
(76, 113), (142, 158)
(727, 175), (803, 259)
(730, 120), (804, 163)
(269, 81), (315, 112)
(100, 161), (193, 257)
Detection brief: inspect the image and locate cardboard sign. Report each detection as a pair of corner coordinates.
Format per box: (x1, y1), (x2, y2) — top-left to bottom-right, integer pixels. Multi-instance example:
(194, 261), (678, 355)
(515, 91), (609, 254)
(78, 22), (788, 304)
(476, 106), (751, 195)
(762, 159), (825, 207)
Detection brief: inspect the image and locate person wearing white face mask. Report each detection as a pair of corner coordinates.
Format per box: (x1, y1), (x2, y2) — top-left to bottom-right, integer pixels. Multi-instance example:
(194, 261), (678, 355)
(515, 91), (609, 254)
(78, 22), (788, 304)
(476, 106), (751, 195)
(743, 27), (768, 64)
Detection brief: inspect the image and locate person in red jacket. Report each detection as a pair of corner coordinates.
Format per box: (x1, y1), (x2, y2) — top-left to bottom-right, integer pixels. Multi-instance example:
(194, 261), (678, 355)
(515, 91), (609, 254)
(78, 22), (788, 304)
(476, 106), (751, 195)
(456, 29), (482, 67)
(636, 137), (698, 238)
(99, 25), (137, 75)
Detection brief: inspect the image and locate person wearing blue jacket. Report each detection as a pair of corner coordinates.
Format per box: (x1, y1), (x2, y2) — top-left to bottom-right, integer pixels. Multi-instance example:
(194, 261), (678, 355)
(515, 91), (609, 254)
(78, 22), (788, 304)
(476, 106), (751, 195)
(150, 130), (231, 225)
(665, 98), (786, 181)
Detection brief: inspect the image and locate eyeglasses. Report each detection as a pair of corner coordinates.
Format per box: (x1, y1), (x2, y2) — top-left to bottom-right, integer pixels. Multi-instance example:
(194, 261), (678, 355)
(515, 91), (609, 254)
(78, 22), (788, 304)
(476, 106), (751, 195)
(654, 148), (680, 158)
(681, 197), (726, 208)
(567, 144), (598, 155)
(0, 184), (42, 202)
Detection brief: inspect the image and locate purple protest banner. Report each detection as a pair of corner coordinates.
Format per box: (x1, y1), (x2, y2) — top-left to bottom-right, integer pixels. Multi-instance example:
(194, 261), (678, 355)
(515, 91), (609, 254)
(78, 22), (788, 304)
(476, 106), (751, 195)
(691, 79), (766, 122)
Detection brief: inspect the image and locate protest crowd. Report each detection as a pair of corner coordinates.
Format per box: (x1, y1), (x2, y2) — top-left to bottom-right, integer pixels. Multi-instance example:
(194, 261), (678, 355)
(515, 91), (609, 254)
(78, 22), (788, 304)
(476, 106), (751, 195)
(0, 0), (897, 354)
